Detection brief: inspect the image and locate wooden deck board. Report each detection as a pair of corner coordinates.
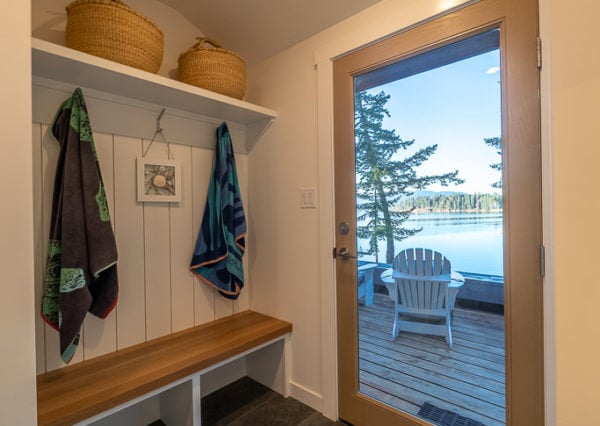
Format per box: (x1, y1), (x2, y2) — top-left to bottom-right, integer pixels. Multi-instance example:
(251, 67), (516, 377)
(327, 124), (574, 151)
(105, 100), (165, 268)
(359, 342), (504, 395)
(359, 321), (505, 374)
(358, 294), (505, 425)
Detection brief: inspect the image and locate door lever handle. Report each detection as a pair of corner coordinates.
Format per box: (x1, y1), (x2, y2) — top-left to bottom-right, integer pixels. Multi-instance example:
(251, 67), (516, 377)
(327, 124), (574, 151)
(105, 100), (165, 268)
(335, 247), (358, 260)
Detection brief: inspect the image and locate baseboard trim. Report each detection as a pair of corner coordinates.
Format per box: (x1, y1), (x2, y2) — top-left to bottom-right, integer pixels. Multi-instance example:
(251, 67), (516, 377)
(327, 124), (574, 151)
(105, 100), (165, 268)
(289, 381), (323, 413)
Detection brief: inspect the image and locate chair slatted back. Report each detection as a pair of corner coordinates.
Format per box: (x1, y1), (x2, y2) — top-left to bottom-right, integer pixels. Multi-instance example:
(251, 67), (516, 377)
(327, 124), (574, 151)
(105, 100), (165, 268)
(393, 248), (451, 311)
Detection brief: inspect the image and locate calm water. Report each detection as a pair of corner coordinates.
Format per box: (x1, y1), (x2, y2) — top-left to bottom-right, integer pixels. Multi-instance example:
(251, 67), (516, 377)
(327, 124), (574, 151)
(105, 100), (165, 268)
(357, 212), (504, 276)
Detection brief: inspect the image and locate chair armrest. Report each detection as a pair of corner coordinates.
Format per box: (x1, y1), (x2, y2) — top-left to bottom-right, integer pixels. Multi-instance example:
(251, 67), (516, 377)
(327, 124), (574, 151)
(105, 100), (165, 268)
(392, 271), (451, 282)
(451, 271), (465, 282)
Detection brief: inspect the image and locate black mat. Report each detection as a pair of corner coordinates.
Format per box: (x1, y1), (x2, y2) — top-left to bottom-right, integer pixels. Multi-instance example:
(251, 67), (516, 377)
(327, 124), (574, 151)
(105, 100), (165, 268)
(418, 402), (486, 426)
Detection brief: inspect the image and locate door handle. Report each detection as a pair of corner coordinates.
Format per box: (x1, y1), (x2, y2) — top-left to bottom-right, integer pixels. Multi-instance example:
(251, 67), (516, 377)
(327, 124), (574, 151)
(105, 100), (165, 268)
(335, 247), (358, 260)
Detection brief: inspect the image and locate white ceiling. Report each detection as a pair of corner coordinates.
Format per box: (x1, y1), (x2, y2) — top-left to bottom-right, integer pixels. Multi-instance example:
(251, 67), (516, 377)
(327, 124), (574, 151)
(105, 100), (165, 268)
(157, 0), (383, 65)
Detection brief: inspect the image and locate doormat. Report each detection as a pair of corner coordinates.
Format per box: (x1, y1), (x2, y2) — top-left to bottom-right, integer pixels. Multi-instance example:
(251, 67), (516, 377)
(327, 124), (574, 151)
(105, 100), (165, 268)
(418, 402), (486, 426)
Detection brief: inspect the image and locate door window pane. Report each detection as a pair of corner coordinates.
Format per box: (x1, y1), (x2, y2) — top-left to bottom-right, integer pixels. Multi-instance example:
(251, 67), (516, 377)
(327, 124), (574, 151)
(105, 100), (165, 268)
(355, 29), (505, 426)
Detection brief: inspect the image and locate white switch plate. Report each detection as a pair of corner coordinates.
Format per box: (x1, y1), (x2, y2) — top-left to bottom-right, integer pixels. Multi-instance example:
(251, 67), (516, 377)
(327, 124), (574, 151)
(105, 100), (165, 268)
(300, 188), (317, 208)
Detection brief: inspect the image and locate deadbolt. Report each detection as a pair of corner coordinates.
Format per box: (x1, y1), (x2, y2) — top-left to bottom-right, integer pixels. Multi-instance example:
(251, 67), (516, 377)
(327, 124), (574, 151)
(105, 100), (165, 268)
(338, 221), (350, 235)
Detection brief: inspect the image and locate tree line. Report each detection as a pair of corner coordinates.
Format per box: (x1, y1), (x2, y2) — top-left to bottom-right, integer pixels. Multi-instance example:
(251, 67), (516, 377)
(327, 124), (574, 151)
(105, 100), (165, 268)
(396, 192), (502, 212)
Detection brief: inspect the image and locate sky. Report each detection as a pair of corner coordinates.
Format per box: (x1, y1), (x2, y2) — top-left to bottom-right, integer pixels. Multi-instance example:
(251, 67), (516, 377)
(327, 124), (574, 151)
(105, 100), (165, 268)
(366, 49), (502, 194)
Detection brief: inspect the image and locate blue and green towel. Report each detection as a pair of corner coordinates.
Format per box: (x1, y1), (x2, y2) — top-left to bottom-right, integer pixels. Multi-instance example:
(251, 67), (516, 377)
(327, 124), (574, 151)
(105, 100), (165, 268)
(41, 88), (118, 363)
(190, 122), (246, 299)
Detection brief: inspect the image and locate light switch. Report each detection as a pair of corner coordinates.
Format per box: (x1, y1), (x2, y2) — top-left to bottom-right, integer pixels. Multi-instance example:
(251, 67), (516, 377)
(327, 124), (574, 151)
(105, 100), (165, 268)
(300, 188), (317, 208)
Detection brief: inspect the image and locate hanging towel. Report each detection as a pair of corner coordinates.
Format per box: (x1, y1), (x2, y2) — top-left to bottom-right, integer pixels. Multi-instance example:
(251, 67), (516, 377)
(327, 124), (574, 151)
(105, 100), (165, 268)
(190, 122), (246, 299)
(41, 88), (118, 363)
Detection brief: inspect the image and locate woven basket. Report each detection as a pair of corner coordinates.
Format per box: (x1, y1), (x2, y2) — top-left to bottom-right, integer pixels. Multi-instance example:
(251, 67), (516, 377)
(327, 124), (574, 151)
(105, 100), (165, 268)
(65, 0), (164, 73)
(178, 37), (246, 100)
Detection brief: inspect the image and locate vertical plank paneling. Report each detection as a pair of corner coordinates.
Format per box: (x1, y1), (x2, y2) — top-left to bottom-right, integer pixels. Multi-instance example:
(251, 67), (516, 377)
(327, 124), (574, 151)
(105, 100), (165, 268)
(41, 123), (61, 371)
(41, 124), (84, 370)
(36, 126), (250, 370)
(32, 123), (46, 374)
(234, 153), (250, 313)
(191, 146), (216, 324)
(113, 136), (146, 349)
(82, 132), (117, 359)
(142, 141), (173, 340)
(168, 143), (195, 332)
(215, 294), (235, 319)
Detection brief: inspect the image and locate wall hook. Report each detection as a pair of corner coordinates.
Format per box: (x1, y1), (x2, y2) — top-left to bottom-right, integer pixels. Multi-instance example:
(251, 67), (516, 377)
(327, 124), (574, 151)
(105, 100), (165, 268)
(142, 108), (174, 160)
(156, 108), (165, 133)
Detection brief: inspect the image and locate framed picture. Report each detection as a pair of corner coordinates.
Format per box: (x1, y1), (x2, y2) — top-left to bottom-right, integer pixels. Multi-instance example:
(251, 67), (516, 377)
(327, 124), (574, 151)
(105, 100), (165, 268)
(137, 157), (182, 202)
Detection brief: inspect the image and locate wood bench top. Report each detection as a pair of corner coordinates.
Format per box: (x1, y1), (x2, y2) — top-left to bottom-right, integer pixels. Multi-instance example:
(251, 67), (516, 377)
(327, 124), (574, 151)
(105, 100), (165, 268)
(37, 310), (292, 426)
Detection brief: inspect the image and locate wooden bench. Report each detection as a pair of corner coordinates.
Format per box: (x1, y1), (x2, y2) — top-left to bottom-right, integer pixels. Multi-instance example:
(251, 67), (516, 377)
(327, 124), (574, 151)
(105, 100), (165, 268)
(37, 310), (292, 426)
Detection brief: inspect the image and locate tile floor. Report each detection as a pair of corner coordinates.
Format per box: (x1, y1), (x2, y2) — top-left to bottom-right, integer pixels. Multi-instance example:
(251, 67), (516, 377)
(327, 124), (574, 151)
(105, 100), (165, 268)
(201, 377), (346, 426)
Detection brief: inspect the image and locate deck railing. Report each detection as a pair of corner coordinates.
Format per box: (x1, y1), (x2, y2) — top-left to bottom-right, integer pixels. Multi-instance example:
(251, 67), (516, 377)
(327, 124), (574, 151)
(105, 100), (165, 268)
(361, 261), (505, 312)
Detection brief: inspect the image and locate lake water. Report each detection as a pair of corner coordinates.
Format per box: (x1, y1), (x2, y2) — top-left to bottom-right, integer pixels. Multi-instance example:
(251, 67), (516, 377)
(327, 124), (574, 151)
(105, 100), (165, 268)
(357, 212), (504, 276)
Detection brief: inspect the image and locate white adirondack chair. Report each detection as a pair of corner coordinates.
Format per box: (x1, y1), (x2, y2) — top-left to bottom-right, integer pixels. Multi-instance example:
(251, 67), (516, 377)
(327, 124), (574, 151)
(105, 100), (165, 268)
(391, 248), (453, 348)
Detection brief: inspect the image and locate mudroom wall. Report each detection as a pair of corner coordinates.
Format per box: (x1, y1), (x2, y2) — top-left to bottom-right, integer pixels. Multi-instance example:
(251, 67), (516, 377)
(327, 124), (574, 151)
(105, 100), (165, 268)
(31, 0), (251, 374)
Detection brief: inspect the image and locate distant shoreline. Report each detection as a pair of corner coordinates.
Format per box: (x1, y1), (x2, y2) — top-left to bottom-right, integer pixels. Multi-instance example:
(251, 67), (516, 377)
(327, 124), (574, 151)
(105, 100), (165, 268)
(409, 208), (503, 213)
(396, 192), (502, 213)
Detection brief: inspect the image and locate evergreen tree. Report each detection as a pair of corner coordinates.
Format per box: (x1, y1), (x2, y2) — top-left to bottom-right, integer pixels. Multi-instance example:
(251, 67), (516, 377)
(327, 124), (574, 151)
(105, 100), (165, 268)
(355, 90), (463, 263)
(484, 137), (502, 189)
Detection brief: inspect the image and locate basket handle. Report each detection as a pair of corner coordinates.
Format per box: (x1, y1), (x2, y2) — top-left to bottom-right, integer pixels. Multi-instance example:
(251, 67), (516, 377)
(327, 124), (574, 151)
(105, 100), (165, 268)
(67, 0), (130, 10)
(193, 37), (222, 50)
(109, 0), (129, 7)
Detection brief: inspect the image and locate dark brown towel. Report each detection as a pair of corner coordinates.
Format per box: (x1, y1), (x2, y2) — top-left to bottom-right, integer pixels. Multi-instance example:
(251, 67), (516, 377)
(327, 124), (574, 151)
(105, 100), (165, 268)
(41, 88), (118, 363)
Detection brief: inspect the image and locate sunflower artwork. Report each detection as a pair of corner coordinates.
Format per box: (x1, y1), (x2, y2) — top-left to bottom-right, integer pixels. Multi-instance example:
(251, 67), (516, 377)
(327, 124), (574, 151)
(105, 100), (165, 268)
(137, 157), (182, 202)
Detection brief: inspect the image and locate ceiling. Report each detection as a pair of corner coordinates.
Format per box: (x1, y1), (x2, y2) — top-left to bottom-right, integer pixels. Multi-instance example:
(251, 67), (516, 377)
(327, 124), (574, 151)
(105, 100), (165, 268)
(157, 0), (383, 65)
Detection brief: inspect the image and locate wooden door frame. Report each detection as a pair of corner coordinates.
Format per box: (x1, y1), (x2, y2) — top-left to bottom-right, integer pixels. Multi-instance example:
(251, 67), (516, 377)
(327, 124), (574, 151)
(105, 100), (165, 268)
(332, 0), (543, 424)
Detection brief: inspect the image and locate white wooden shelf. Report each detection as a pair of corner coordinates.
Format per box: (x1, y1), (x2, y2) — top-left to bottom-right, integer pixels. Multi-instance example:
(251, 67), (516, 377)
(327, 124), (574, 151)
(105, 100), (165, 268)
(31, 38), (276, 153)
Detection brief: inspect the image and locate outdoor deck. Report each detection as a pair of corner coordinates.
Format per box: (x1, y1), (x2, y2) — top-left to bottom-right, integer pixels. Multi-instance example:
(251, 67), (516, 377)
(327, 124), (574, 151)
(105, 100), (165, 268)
(359, 294), (505, 426)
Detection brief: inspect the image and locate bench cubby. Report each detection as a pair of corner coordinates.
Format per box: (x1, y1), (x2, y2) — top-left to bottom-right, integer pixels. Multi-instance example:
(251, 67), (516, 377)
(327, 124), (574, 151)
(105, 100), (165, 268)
(37, 311), (292, 426)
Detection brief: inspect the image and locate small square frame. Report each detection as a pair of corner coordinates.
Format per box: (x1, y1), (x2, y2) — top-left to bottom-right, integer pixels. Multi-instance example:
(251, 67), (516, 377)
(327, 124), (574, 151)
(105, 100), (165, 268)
(137, 157), (182, 203)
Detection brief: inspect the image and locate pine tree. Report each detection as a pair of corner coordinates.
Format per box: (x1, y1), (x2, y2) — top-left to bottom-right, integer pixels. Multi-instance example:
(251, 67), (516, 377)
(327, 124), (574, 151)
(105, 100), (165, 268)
(355, 90), (463, 263)
(484, 137), (502, 189)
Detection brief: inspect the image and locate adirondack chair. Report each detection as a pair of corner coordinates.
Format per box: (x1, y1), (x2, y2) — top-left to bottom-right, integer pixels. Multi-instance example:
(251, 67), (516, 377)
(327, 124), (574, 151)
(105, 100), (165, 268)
(357, 263), (377, 306)
(391, 248), (453, 348)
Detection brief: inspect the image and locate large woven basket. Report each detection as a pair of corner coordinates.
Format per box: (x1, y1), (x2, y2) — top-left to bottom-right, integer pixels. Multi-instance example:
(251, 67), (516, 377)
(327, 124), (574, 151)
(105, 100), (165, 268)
(66, 0), (164, 73)
(178, 37), (246, 100)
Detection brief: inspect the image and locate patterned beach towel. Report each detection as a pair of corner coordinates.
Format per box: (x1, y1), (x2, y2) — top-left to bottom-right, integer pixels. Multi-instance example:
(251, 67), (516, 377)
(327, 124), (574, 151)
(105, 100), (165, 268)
(190, 122), (246, 299)
(41, 88), (118, 363)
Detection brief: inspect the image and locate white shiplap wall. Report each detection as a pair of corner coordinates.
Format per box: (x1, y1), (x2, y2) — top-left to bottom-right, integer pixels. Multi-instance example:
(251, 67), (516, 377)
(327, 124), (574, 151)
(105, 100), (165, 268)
(32, 123), (250, 373)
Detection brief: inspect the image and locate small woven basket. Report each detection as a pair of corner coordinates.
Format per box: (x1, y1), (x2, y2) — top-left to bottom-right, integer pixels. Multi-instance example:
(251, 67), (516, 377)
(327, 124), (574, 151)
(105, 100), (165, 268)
(65, 0), (164, 73)
(178, 37), (246, 100)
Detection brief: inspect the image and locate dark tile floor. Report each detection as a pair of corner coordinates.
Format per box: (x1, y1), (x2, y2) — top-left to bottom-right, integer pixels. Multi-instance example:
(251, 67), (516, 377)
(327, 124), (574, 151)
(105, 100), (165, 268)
(201, 376), (346, 426)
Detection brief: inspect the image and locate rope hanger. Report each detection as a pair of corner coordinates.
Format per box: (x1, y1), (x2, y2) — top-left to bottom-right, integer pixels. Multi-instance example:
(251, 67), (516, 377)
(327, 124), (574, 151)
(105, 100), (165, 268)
(142, 108), (175, 159)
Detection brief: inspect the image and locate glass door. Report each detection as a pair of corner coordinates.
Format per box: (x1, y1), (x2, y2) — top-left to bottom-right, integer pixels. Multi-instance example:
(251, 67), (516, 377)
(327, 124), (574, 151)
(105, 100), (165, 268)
(354, 29), (505, 426)
(334, 1), (542, 425)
